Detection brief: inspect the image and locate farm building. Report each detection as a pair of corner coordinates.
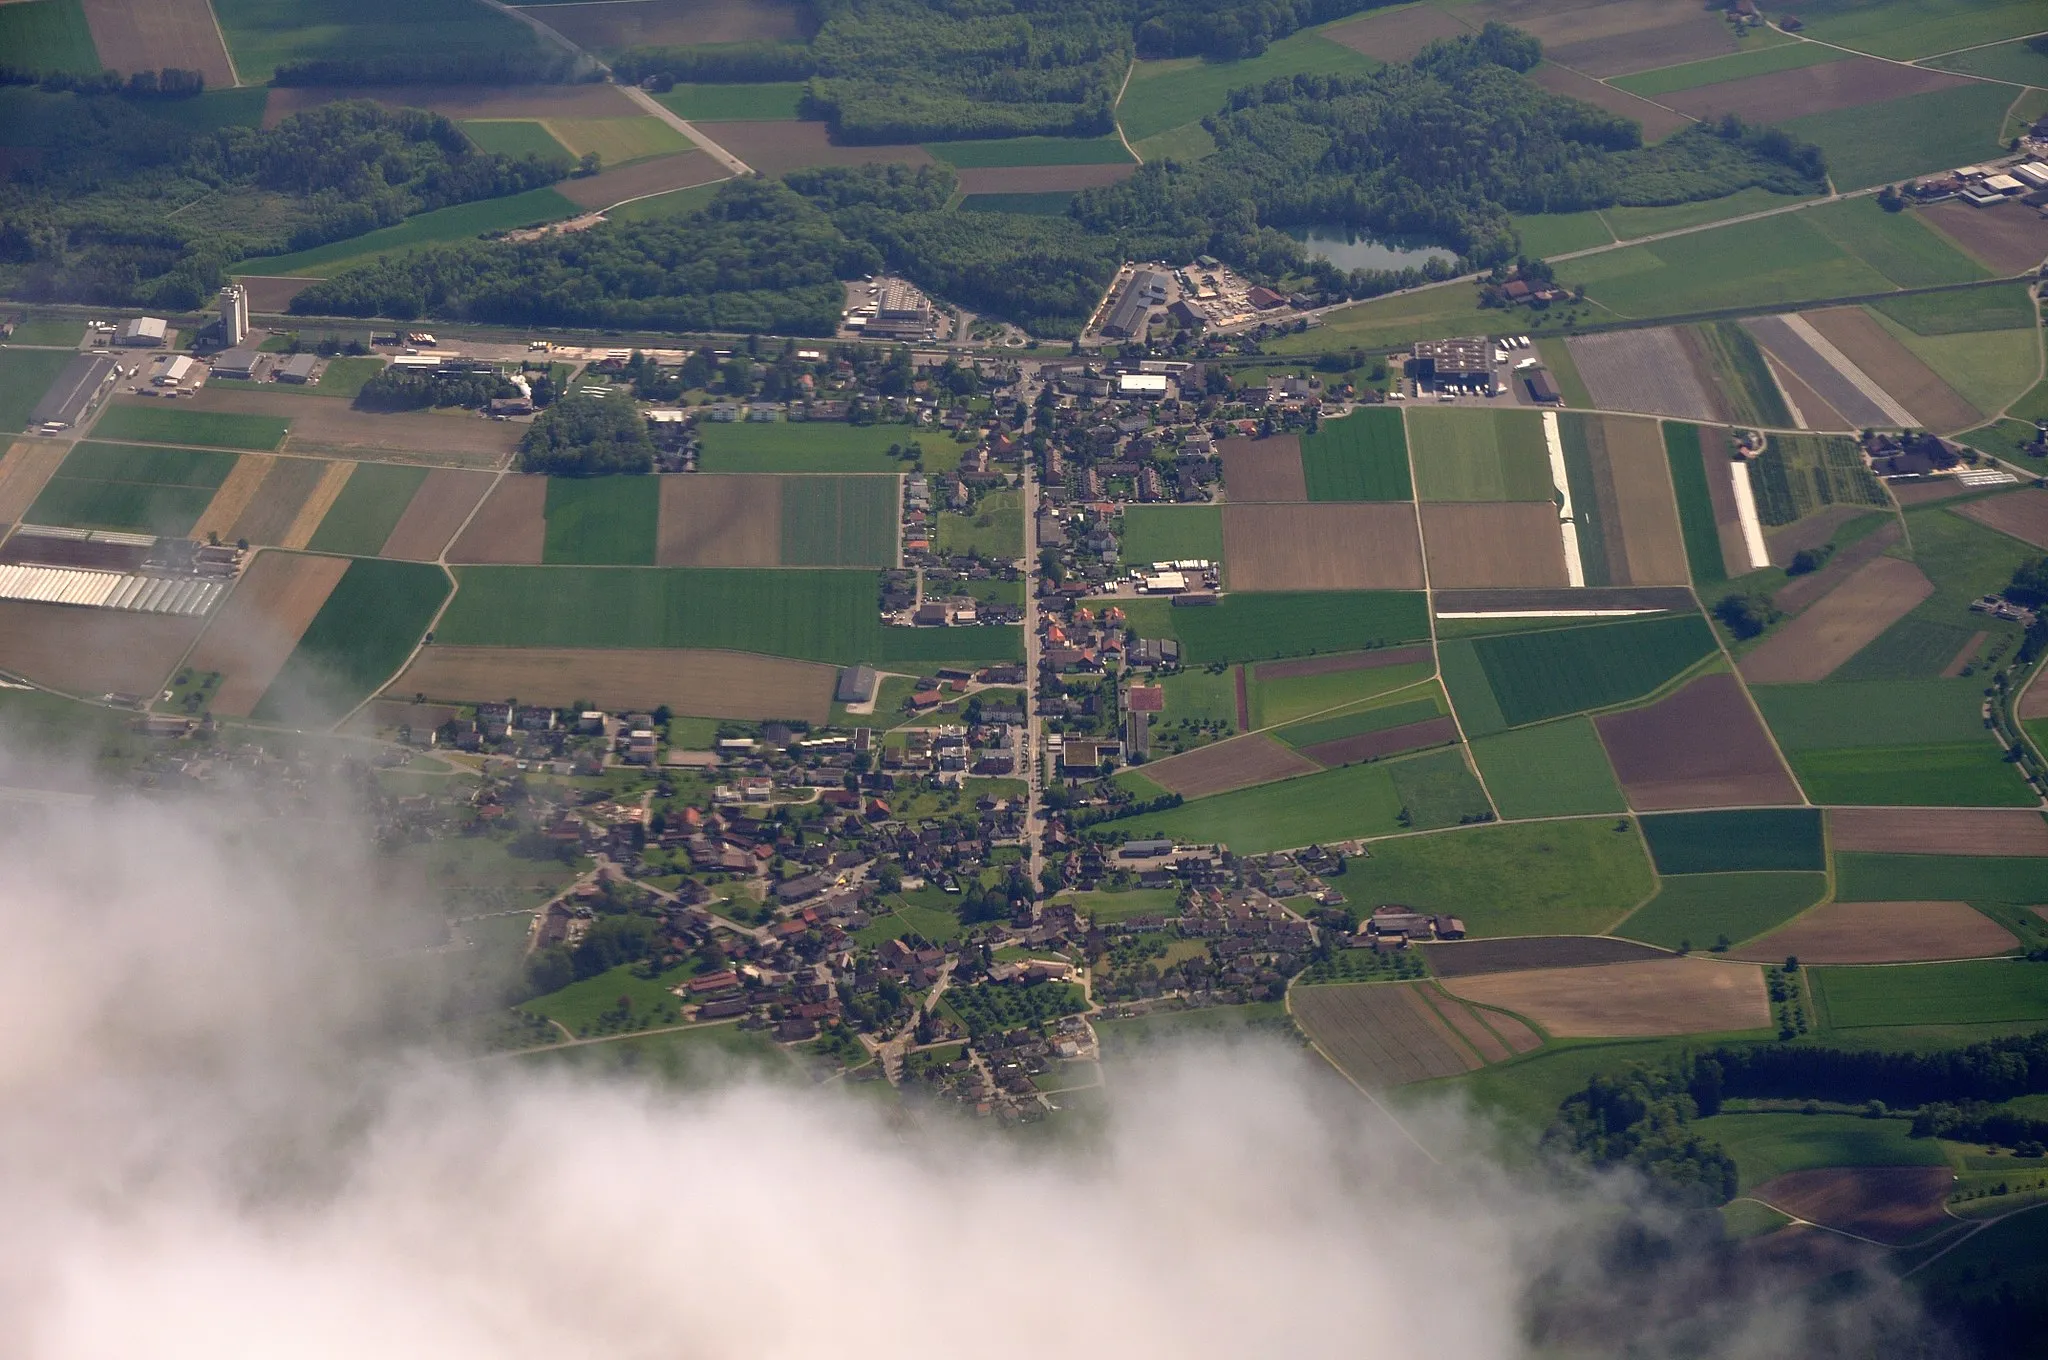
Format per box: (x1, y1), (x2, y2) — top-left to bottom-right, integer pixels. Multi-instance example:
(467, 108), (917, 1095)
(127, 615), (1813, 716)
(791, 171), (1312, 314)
(117, 317), (167, 347)
(155, 355), (196, 387)
(213, 348), (264, 381)
(1524, 368), (1561, 404)
(26, 355), (116, 430)
(1167, 300), (1205, 329)
(835, 664), (878, 704)
(1246, 286), (1287, 310)
(1410, 337), (1493, 391)
(277, 353), (319, 384)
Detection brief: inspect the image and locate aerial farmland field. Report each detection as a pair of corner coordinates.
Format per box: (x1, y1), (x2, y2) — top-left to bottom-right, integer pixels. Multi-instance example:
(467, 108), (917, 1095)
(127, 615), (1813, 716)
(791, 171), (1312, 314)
(1468, 716), (1625, 818)
(543, 476), (659, 566)
(1614, 873), (1830, 952)
(27, 442), (240, 535)
(305, 463), (430, 557)
(1404, 408), (1553, 502)
(92, 405), (289, 453)
(1118, 590), (1429, 664)
(1298, 407), (1411, 501)
(250, 558), (451, 723)
(1446, 613), (1716, 729)
(1811, 959), (2048, 1029)
(1341, 817), (1654, 939)
(694, 421), (914, 473)
(1638, 808), (1824, 875)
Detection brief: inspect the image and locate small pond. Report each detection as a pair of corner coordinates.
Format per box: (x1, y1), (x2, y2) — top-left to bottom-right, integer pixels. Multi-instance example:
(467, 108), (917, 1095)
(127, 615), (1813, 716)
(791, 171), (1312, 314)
(1287, 225), (1456, 272)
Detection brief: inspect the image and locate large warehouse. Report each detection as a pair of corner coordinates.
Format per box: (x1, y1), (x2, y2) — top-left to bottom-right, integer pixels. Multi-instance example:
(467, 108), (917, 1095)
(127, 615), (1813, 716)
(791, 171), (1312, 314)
(1103, 270), (1170, 338)
(26, 354), (117, 430)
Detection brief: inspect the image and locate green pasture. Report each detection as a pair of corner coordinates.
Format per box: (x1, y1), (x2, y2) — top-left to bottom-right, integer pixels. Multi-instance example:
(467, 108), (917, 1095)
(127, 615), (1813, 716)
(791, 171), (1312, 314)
(783, 474), (899, 567)
(1300, 406), (1411, 501)
(1614, 872), (1829, 951)
(1444, 613), (1716, 733)
(606, 181), (725, 223)
(239, 187), (579, 276)
(213, 0), (543, 83)
(1789, 743), (2035, 807)
(1247, 658), (1435, 728)
(1874, 282), (2036, 337)
(936, 489), (1022, 559)
(304, 462), (426, 556)
(515, 1020), (787, 1084)
(1469, 716), (1626, 818)
(1275, 692), (1441, 750)
(1600, 187), (1817, 241)
(1056, 888), (1181, 924)
(1914, 1208), (2048, 1302)
(924, 135), (1131, 167)
(958, 192), (1076, 216)
(695, 420), (913, 473)
(5, 319), (84, 347)
(1835, 852), (2048, 905)
(1662, 421), (1727, 585)
(461, 120), (570, 161)
(1536, 337), (1593, 409)
(1405, 407), (1553, 502)
(1608, 39), (1849, 96)
(1752, 677), (1997, 750)
(1804, 196), (1990, 291)
(1155, 667), (1240, 732)
(1572, 210), (1892, 319)
(1117, 28), (1376, 143)
(1131, 121), (1216, 164)
(1118, 590), (1429, 664)
(1120, 505), (1223, 569)
(1781, 83), (2018, 191)
(1640, 808), (1824, 875)
(309, 357), (386, 399)
(0, 0), (100, 75)
(520, 959), (700, 1035)
(543, 475), (658, 565)
(1789, 0), (2047, 61)
(1834, 615), (1997, 683)
(1812, 960), (2048, 1028)
(0, 349), (77, 432)
(27, 442), (238, 535)
(1267, 280), (1489, 353)
(656, 83), (808, 121)
(1106, 751), (1422, 853)
(1693, 1112), (1945, 1191)
(1878, 319), (2040, 420)
(1963, 418), (2047, 464)
(252, 558), (450, 723)
(1343, 816), (1655, 937)
(1509, 210), (1613, 258)
(92, 405), (288, 452)
(1927, 36), (2048, 86)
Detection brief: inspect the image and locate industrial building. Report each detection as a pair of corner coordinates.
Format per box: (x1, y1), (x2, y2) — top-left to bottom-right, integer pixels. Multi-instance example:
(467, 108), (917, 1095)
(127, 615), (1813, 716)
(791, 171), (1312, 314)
(1102, 269), (1169, 338)
(26, 354), (116, 430)
(1118, 372), (1169, 397)
(217, 283), (248, 348)
(862, 280), (935, 339)
(1409, 336), (1494, 392)
(212, 348), (264, 381)
(116, 317), (168, 347)
(277, 353), (319, 383)
(154, 354), (197, 387)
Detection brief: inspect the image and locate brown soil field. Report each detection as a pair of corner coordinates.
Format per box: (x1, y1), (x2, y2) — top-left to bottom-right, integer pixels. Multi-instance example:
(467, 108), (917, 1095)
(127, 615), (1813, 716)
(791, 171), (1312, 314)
(1432, 585), (1697, 613)
(1804, 306), (1980, 432)
(189, 453), (270, 542)
(82, 0), (235, 85)
(1732, 900), (2017, 964)
(694, 120), (932, 176)
(1418, 502), (1568, 589)
(1324, 4), (1471, 61)
(185, 389), (521, 465)
(2024, 672), (2048, 721)
(228, 456), (327, 547)
(1749, 1168), (1955, 1247)
(1739, 555), (1933, 684)
(1290, 982), (1482, 1087)
(1830, 806), (2048, 857)
(1940, 628), (1989, 677)
(184, 552), (351, 716)
(1445, 955), (1770, 1036)
(1481, 1008), (1543, 1053)
(233, 276), (321, 315)
(1299, 715), (1456, 767)
(262, 84), (636, 128)
(1218, 435), (1307, 502)
(1664, 57), (1967, 122)
(1766, 503), (1865, 568)
(388, 646), (836, 722)
(281, 461), (353, 549)
(1764, 350), (1850, 432)
(1920, 199), (2048, 276)
(1692, 428), (1753, 577)
(0, 535), (147, 571)
(1567, 328), (1720, 421)
(1596, 412), (1691, 586)
(1888, 478), (1970, 507)
(1141, 732), (1319, 798)
(1467, 0), (1736, 75)
(954, 164), (1137, 194)
(0, 600), (203, 699)
(1257, 644), (1434, 680)
(1529, 62), (1692, 140)
(380, 469), (496, 560)
(1222, 502), (1424, 590)
(1234, 664), (1249, 729)
(558, 151), (723, 210)
(1419, 986), (1510, 1062)
(522, 0), (808, 51)
(0, 441), (67, 525)
(1596, 672), (1803, 809)
(1957, 488), (2048, 551)
(657, 474), (781, 566)
(1771, 519), (1902, 615)
(448, 476), (546, 564)
(1425, 936), (1669, 978)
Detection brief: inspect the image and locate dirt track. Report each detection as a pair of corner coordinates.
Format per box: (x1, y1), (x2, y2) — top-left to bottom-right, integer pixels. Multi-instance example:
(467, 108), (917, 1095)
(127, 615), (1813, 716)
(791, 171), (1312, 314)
(185, 552), (351, 716)
(1141, 732), (1318, 798)
(1223, 502), (1424, 591)
(1596, 672), (1801, 810)
(1830, 806), (2048, 857)
(1739, 555), (1932, 684)
(1418, 502), (1567, 589)
(1749, 1168), (1955, 1246)
(387, 646), (838, 722)
(1219, 436), (1306, 502)
(1732, 900), (2017, 964)
(0, 600), (203, 699)
(1444, 956), (1769, 1037)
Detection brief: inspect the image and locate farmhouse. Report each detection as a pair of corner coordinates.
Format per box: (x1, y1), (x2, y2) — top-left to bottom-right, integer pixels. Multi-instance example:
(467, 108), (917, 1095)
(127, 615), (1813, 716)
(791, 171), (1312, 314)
(26, 354), (116, 430)
(117, 317), (167, 347)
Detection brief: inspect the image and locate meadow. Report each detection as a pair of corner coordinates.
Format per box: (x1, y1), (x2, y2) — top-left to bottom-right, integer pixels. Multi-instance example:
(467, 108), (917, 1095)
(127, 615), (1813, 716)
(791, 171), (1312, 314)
(304, 462), (426, 556)
(1787, 743), (2036, 807)
(1927, 36), (2048, 87)
(1639, 808), (1825, 875)
(92, 406), (289, 452)
(1780, 83), (2018, 191)
(1835, 853), (2048, 905)
(923, 135), (1131, 167)
(4, 319), (84, 347)
(1789, 0), (2047, 61)
(0, 0), (100, 75)
(0, 349), (79, 432)
(1055, 888), (1181, 924)
(656, 83), (808, 122)
(1662, 421), (1727, 585)
(1608, 40), (1849, 97)
(1342, 816), (1656, 938)
(1300, 407), (1412, 501)
(1692, 1112), (1946, 1190)
(545, 117), (688, 166)
(1881, 322), (2041, 420)
(28, 442), (238, 534)
(1468, 716), (1626, 818)
(1805, 196), (1990, 291)
(1118, 590), (1429, 664)
(1599, 187), (1817, 241)
(1874, 281), (2036, 337)
(782, 475), (898, 567)
(935, 489), (1022, 559)
(1614, 872), (1829, 952)
(543, 475), (659, 565)
(461, 120), (571, 161)
(1268, 280), (1489, 352)
(252, 558), (451, 722)
(213, 0), (543, 83)
(1509, 211), (1613, 258)
(1572, 211), (1892, 319)
(695, 421), (912, 473)
(1275, 692), (1441, 749)
(1753, 678), (1998, 750)
(1406, 407), (1553, 502)
(1248, 658), (1435, 728)
(1107, 755), (1407, 852)
(1456, 613), (1717, 728)
(606, 181), (725, 223)
(1116, 27), (1376, 143)
(520, 959), (698, 1035)
(1812, 960), (2048, 1028)
(239, 187), (581, 276)
(1156, 666), (1240, 731)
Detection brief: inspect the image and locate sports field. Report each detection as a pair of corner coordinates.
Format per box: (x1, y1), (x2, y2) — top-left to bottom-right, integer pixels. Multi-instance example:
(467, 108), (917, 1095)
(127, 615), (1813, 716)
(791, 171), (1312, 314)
(694, 421), (911, 473)
(1344, 817), (1656, 939)
(240, 186), (582, 276)
(1120, 505), (1223, 567)
(1405, 408), (1553, 502)
(543, 475), (658, 565)
(251, 558), (451, 723)
(1443, 613), (1716, 732)
(1811, 959), (2048, 1028)
(213, 0), (543, 83)
(0, 349), (79, 433)
(1639, 808), (1825, 875)
(656, 83), (808, 122)
(304, 463), (428, 556)
(1615, 872), (1830, 952)
(92, 405), (288, 452)
(27, 442), (239, 535)
(1118, 591), (1429, 664)
(1299, 407), (1411, 501)
(1468, 717), (1625, 819)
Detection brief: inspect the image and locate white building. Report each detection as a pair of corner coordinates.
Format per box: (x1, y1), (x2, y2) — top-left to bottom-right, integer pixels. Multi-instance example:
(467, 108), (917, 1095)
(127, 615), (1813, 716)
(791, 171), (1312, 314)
(217, 284), (248, 348)
(117, 317), (168, 347)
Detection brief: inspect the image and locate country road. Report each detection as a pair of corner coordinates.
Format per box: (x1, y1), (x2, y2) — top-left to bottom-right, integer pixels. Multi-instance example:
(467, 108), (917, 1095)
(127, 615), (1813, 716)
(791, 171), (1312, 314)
(623, 85), (753, 177)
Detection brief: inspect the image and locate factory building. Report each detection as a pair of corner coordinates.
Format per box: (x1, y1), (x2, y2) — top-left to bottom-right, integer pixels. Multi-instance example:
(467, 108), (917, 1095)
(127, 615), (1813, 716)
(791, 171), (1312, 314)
(26, 355), (116, 431)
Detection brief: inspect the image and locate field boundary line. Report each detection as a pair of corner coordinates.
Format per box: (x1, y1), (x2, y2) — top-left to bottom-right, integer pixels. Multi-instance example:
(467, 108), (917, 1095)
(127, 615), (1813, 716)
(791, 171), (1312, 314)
(204, 0), (241, 87)
(1909, 28), (2048, 65)
(622, 83), (753, 176)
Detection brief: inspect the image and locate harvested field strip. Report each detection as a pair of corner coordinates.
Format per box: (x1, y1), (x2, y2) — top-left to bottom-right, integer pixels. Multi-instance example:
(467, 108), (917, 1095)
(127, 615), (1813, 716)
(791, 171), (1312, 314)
(543, 475), (658, 566)
(1221, 502), (1424, 592)
(448, 475), (546, 564)
(1291, 983), (1481, 1088)
(228, 457), (328, 548)
(1422, 936), (1667, 980)
(658, 474), (780, 567)
(251, 558), (450, 723)
(1444, 957), (1771, 1038)
(1810, 959), (2048, 1028)
(1830, 807), (2048, 857)
(1299, 716), (1457, 767)
(1744, 315), (1912, 431)
(1218, 435), (1306, 502)
(1731, 900), (2017, 964)
(1469, 612), (1716, 728)
(378, 469), (494, 561)
(1596, 672), (1804, 811)
(1615, 872), (1830, 952)
(280, 461), (353, 550)
(1405, 407), (1554, 503)
(1527, 61), (1691, 142)
(1604, 414), (1691, 587)
(1803, 306), (1979, 433)
(0, 442), (70, 525)
(1257, 645), (1433, 680)
(0, 600), (202, 700)
(1694, 321), (1791, 429)
(1140, 732), (1320, 799)
(1299, 407), (1411, 501)
(187, 551), (351, 716)
(1475, 1008), (1542, 1054)
(1609, 38), (1851, 97)
(1771, 518), (1901, 616)
(1641, 808), (1823, 874)
(190, 453), (274, 543)
(1417, 502), (1569, 591)
(1322, 4), (1471, 63)
(386, 646), (838, 724)
(1556, 412), (1612, 588)
(780, 475), (898, 567)
(1739, 556), (1933, 685)
(305, 462), (429, 558)
(1956, 490), (2048, 552)
(1657, 56), (1967, 124)
(1419, 986), (1510, 1064)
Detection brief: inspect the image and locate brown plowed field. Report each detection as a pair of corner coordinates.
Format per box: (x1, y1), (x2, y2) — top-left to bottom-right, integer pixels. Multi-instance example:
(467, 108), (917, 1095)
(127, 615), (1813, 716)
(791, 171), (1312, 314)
(1257, 644), (1433, 679)
(1420, 985), (1510, 1062)
(1889, 479), (1969, 507)
(185, 389), (520, 465)
(1444, 956), (1770, 1036)
(1941, 630), (1987, 678)
(448, 477), (546, 564)
(1470, 0), (1735, 76)
(657, 474), (781, 566)
(0, 536), (146, 571)
(1222, 502), (1425, 590)
(1432, 586), (1698, 612)
(0, 600), (203, 699)
(1568, 328), (1720, 421)
(379, 469), (495, 560)
(521, 0), (808, 51)
(1732, 900), (2017, 964)
(82, 0), (235, 84)
(557, 151), (723, 210)
(1141, 732), (1319, 798)
(954, 163), (1137, 194)
(1766, 504), (1865, 569)
(386, 646), (838, 722)
(1219, 435), (1306, 502)
(262, 84), (637, 127)
(1957, 489), (2048, 551)
(1600, 412), (1691, 586)
(1804, 307), (1980, 433)
(1739, 555), (1933, 683)
(281, 462), (353, 549)
(1299, 715), (1456, 767)
(1424, 935), (1669, 978)
(1324, 4), (1471, 61)
(1529, 62), (1692, 140)
(694, 120), (932, 176)
(2024, 673), (2048, 721)
(1770, 519), (1902, 616)
(1663, 58), (1967, 122)
(184, 552), (350, 716)
(1830, 806), (2048, 857)
(1765, 350), (1850, 432)
(1291, 982), (1482, 1087)
(234, 276), (321, 315)
(1921, 199), (2048, 276)
(190, 453), (270, 542)
(228, 457), (327, 547)
(1478, 1008), (1543, 1053)
(1750, 1168), (1955, 1247)
(0, 441), (67, 524)
(1418, 502), (1568, 589)
(1596, 672), (1802, 809)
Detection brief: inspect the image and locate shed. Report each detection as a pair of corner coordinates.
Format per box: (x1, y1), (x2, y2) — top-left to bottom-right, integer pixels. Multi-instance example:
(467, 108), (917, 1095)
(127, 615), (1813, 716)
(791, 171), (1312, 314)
(116, 317), (167, 347)
(26, 355), (115, 429)
(834, 664), (878, 704)
(277, 353), (319, 383)
(1524, 368), (1561, 404)
(213, 348), (263, 380)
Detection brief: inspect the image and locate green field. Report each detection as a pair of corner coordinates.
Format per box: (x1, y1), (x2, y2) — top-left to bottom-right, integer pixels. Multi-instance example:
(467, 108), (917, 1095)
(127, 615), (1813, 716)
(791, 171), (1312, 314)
(605, 180), (725, 223)
(1914, 1207), (2048, 1302)
(1780, 83), (2018, 192)
(1608, 39), (1849, 96)
(1600, 187), (1818, 242)
(1117, 28), (1377, 143)
(1834, 614), (1995, 683)
(1119, 590), (1429, 663)
(1275, 693), (1441, 749)
(782, 474), (898, 567)
(1835, 852), (2048, 905)
(1639, 808), (1824, 874)
(1345, 816), (1655, 937)
(461, 120), (570, 161)
(1693, 1112), (1946, 1191)
(92, 405), (289, 452)
(656, 82), (808, 121)
(521, 959), (699, 1035)
(1804, 196), (1991, 291)
(252, 558), (451, 722)
(1788, 743), (2035, 807)
(5, 319), (85, 347)
(1573, 209), (1893, 319)
(213, 0), (543, 83)
(1247, 657), (1435, 728)
(1445, 613), (1716, 732)
(1792, 0), (2048, 61)
(1120, 505), (1223, 568)
(1510, 210), (1614, 258)
(1055, 887), (1181, 924)
(1404, 407), (1553, 502)
(923, 135), (1132, 167)
(1108, 753), (1411, 852)
(1873, 281), (2037, 337)
(1747, 433), (1886, 527)
(1469, 716), (1627, 818)
(1692, 321), (1793, 429)
(1156, 666), (1241, 731)
(436, 565), (1020, 665)
(311, 357), (386, 400)
(1663, 421), (1728, 585)
(1299, 407), (1411, 501)
(1877, 320), (2040, 420)
(0, 348), (77, 432)
(27, 442), (238, 535)
(1388, 745), (1493, 826)
(957, 191), (1077, 216)
(1812, 960), (2048, 1028)
(305, 462), (427, 556)
(1614, 872), (1829, 951)
(935, 488), (1021, 559)
(0, 0), (101, 75)
(1267, 280), (1490, 352)
(695, 420), (913, 473)
(1535, 337), (1593, 409)
(239, 187), (580, 276)
(1926, 35), (2048, 86)
(543, 475), (659, 565)
(512, 1019), (788, 1084)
